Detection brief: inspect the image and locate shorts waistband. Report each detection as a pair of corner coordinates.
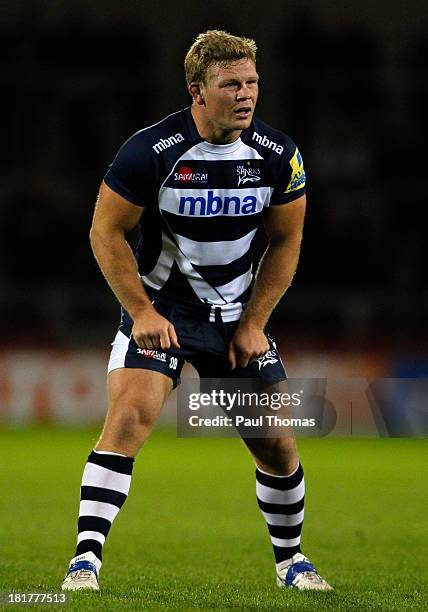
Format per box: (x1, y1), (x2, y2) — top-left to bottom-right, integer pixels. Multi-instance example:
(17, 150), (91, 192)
(208, 301), (243, 323)
(144, 286), (243, 323)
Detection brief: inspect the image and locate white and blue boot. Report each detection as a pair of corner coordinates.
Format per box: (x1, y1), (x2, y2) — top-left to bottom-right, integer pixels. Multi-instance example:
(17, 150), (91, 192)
(61, 551), (100, 591)
(276, 552), (333, 591)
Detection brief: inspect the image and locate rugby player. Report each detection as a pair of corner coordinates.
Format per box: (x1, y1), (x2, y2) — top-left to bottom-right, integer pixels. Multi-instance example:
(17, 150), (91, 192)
(62, 30), (332, 592)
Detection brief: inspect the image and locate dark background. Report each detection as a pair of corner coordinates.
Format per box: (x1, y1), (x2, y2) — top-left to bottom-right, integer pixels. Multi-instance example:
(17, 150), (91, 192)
(1, 0), (427, 365)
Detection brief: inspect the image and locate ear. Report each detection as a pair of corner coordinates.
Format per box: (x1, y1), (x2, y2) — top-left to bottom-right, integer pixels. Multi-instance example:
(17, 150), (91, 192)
(188, 81), (205, 106)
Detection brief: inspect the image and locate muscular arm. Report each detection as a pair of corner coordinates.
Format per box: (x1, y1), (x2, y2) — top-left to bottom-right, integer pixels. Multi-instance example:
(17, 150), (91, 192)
(228, 195), (306, 368)
(90, 181), (179, 350)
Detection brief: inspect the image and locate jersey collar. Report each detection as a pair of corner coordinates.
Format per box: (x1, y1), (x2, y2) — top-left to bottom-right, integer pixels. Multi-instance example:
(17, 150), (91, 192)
(184, 106), (246, 154)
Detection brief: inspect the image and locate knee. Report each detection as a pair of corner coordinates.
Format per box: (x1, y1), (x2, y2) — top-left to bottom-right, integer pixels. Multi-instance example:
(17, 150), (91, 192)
(111, 397), (155, 432)
(103, 395), (157, 450)
(255, 438), (298, 474)
(99, 369), (170, 456)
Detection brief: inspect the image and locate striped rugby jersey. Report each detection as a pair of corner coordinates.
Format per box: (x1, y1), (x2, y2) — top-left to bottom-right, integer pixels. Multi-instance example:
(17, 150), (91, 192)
(104, 107), (306, 322)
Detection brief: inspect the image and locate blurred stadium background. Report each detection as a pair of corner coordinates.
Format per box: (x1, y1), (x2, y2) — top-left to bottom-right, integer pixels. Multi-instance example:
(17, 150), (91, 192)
(0, 0), (427, 425)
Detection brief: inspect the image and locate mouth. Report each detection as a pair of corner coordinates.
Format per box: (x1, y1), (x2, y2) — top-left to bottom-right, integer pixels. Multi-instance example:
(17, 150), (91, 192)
(234, 106), (252, 119)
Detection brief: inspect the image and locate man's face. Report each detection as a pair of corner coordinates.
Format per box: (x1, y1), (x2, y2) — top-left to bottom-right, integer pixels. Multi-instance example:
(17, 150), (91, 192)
(199, 59), (259, 133)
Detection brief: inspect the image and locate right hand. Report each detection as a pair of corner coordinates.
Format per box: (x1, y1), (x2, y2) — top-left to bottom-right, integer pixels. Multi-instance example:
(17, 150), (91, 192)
(131, 306), (180, 350)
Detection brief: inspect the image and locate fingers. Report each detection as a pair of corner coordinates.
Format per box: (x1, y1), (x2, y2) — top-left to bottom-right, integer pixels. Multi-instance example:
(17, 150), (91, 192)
(133, 333), (157, 350)
(168, 324), (181, 349)
(144, 338), (156, 350)
(159, 329), (171, 350)
(254, 346), (270, 361)
(248, 344), (270, 364)
(132, 323), (180, 351)
(228, 344), (237, 370)
(237, 351), (251, 369)
(232, 339), (270, 370)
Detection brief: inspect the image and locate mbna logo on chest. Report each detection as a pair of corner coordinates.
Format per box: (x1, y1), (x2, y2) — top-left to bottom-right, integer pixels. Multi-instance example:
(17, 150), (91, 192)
(178, 191), (257, 216)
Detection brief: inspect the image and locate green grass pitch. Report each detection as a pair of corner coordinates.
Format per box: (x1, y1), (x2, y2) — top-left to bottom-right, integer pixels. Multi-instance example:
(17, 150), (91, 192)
(0, 427), (426, 611)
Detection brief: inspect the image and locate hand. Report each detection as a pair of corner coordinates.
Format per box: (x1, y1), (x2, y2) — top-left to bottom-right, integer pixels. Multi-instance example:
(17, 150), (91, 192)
(228, 322), (270, 370)
(131, 306), (180, 350)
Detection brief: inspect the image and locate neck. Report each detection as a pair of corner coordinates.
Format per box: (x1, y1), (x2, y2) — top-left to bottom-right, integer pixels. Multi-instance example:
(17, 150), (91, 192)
(191, 105), (241, 145)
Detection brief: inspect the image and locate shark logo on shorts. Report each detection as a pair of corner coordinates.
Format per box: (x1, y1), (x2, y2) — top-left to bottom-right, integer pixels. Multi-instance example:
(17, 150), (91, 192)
(256, 349), (278, 370)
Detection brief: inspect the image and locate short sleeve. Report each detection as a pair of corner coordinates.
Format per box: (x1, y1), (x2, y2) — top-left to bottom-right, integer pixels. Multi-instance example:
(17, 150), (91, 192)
(103, 132), (157, 207)
(270, 145), (306, 206)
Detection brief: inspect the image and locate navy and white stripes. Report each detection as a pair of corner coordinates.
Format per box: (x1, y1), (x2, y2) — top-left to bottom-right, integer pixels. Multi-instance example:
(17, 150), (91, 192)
(104, 107), (305, 320)
(256, 463), (305, 563)
(76, 450), (134, 563)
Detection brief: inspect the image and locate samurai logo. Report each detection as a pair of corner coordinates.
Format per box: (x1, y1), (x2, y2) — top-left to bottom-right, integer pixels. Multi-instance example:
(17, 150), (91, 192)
(137, 348), (167, 363)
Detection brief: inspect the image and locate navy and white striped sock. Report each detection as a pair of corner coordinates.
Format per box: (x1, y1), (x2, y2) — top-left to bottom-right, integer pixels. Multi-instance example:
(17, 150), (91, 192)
(75, 450), (134, 565)
(256, 462), (305, 566)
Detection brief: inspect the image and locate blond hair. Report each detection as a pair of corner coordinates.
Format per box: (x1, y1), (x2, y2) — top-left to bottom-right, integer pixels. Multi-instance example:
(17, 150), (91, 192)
(184, 30), (257, 85)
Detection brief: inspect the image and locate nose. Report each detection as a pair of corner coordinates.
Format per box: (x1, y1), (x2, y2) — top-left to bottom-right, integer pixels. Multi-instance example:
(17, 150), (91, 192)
(236, 83), (252, 100)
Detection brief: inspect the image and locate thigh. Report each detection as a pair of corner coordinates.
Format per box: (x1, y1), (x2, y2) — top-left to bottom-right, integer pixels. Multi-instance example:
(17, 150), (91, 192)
(96, 368), (173, 456)
(108, 367), (173, 419)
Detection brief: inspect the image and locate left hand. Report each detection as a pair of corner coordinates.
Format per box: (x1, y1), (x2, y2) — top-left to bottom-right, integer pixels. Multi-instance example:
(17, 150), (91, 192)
(228, 322), (270, 370)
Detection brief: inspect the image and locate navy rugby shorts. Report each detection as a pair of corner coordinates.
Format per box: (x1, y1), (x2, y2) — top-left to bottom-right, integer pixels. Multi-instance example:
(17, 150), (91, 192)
(108, 293), (287, 388)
